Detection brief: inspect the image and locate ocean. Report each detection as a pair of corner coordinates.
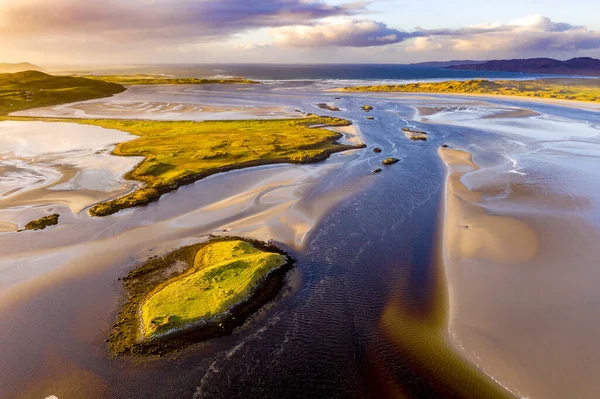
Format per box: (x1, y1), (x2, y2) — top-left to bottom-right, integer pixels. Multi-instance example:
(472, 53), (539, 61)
(61, 63), (565, 83)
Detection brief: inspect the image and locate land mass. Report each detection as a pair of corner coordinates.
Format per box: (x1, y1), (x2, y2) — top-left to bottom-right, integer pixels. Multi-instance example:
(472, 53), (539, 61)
(81, 74), (261, 85)
(0, 62), (44, 74)
(35, 115), (362, 216)
(409, 60), (488, 68)
(0, 71), (125, 115)
(23, 214), (60, 231)
(341, 78), (600, 103)
(109, 237), (295, 357)
(447, 57), (600, 77)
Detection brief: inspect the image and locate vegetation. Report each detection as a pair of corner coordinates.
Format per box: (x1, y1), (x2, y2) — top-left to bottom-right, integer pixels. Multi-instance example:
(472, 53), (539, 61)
(142, 240), (286, 337)
(65, 115), (362, 216)
(24, 214), (59, 231)
(108, 236), (295, 357)
(402, 127), (429, 141)
(342, 78), (600, 102)
(81, 74), (260, 85)
(0, 71), (125, 115)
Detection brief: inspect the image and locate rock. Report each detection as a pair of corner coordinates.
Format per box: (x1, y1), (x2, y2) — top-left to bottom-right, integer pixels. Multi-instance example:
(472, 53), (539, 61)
(373, 147), (383, 153)
(382, 158), (400, 166)
(442, 144), (450, 148)
(316, 103), (341, 112)
(361, 105), (374, 112)
(372, 168), (383, 173)
(366, 116), (375, 120)
(402, 127), (428, 141)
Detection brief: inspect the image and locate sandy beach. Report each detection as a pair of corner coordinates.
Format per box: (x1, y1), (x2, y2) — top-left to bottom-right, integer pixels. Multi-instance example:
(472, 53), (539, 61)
(440, 136), (600, 398)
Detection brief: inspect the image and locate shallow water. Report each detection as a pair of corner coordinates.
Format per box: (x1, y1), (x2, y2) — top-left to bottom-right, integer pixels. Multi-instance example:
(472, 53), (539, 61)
(1, 83), (600, 398)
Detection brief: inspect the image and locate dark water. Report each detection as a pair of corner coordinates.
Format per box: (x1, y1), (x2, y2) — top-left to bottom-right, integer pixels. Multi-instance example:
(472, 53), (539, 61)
(69, 63), (564, 82)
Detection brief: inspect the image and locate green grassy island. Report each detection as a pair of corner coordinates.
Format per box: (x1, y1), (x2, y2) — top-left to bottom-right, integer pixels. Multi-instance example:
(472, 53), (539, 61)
(0, 71), (125, 115)
(24, 214), (60, 231)
(108, 237), (295, 357)
(72, 115), (363, 216)
(142, 240), (286, 337)
(81, 74), (261, 85)
(341, 78), (600, 103)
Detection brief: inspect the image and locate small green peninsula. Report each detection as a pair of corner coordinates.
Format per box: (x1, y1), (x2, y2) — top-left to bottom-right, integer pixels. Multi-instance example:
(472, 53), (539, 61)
(75, 115), (362, 216)
(82, 74), (261, 85)
(0, 71), (125, 115)
(109, 237), (294, 356)
(341, 78), (600, 103)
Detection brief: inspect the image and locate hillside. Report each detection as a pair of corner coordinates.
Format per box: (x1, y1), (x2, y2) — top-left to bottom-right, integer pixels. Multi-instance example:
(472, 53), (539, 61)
(409, 60), (488, 68)
(0, 62), (44, 73)
(341, 78), (600, 102)
(447, 57), (600, 77)
(0, 71), (125, 115)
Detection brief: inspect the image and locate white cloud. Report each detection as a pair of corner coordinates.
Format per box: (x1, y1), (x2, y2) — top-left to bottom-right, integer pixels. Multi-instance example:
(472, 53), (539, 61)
(270, 19), (415, 47)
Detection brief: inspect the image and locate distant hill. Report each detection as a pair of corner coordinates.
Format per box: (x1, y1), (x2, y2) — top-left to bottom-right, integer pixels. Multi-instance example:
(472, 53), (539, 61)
(0, 70), (125, 115)
(0, 62), (44, 73)
(447, 57), (600, 77)
(409, 60), (488, 68)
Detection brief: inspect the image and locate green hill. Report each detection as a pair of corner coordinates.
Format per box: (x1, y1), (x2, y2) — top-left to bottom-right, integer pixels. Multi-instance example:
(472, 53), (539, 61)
(0, 71), (126, 115)
(341, 78), (600, 103)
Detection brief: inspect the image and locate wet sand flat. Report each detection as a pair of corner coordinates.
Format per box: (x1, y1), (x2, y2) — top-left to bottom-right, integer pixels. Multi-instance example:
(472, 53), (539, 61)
(440, 140), (600, 399)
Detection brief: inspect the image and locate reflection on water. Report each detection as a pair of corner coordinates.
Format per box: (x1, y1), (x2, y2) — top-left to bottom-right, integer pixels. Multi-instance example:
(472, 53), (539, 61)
(1, 83), (600, 398)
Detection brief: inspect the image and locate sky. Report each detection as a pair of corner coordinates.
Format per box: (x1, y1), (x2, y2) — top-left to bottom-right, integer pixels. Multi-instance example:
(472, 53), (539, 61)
(0, 0), (599, 65)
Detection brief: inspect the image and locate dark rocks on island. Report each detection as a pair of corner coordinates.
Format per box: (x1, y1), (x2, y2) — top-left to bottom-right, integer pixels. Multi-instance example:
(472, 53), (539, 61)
(373, 147), (383, 153)
(361, 105), (374, 112)
(382, 158), (400, 165)
(372, 168), (383, 173)
(442, 144), (450, 148)
(367, 116), (375, 120)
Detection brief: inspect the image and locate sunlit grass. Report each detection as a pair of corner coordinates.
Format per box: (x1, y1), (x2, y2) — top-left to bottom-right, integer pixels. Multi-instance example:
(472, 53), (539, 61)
(0, 71), (125, 115)
(342, 78), (600, 102)
(74, 115), (359, 216)
(141, 240), (286, 337)
(81, 74), (260, 85)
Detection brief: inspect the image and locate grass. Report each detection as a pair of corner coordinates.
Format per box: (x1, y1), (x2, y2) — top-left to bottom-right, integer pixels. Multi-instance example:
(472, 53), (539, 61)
(141, 240), (286, 337)
(108, 236), (295, 356)
(81, 74), (260, 85)
(0, 71), (125, 115)
(24, 214), (60, 231)
(342, 78), (600, 102)
(59, 115), (361, 216)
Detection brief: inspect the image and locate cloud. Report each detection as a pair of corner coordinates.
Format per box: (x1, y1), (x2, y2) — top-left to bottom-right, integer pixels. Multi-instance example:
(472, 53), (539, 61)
(270, 20), (416, 47)
(405, 37), (442, 52)
(0, 0), (368, 42)
(413, 14), (600, 54)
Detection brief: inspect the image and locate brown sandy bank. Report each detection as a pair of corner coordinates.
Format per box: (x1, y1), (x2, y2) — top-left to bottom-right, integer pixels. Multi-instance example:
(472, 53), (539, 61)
(439, 147), (600, 398)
